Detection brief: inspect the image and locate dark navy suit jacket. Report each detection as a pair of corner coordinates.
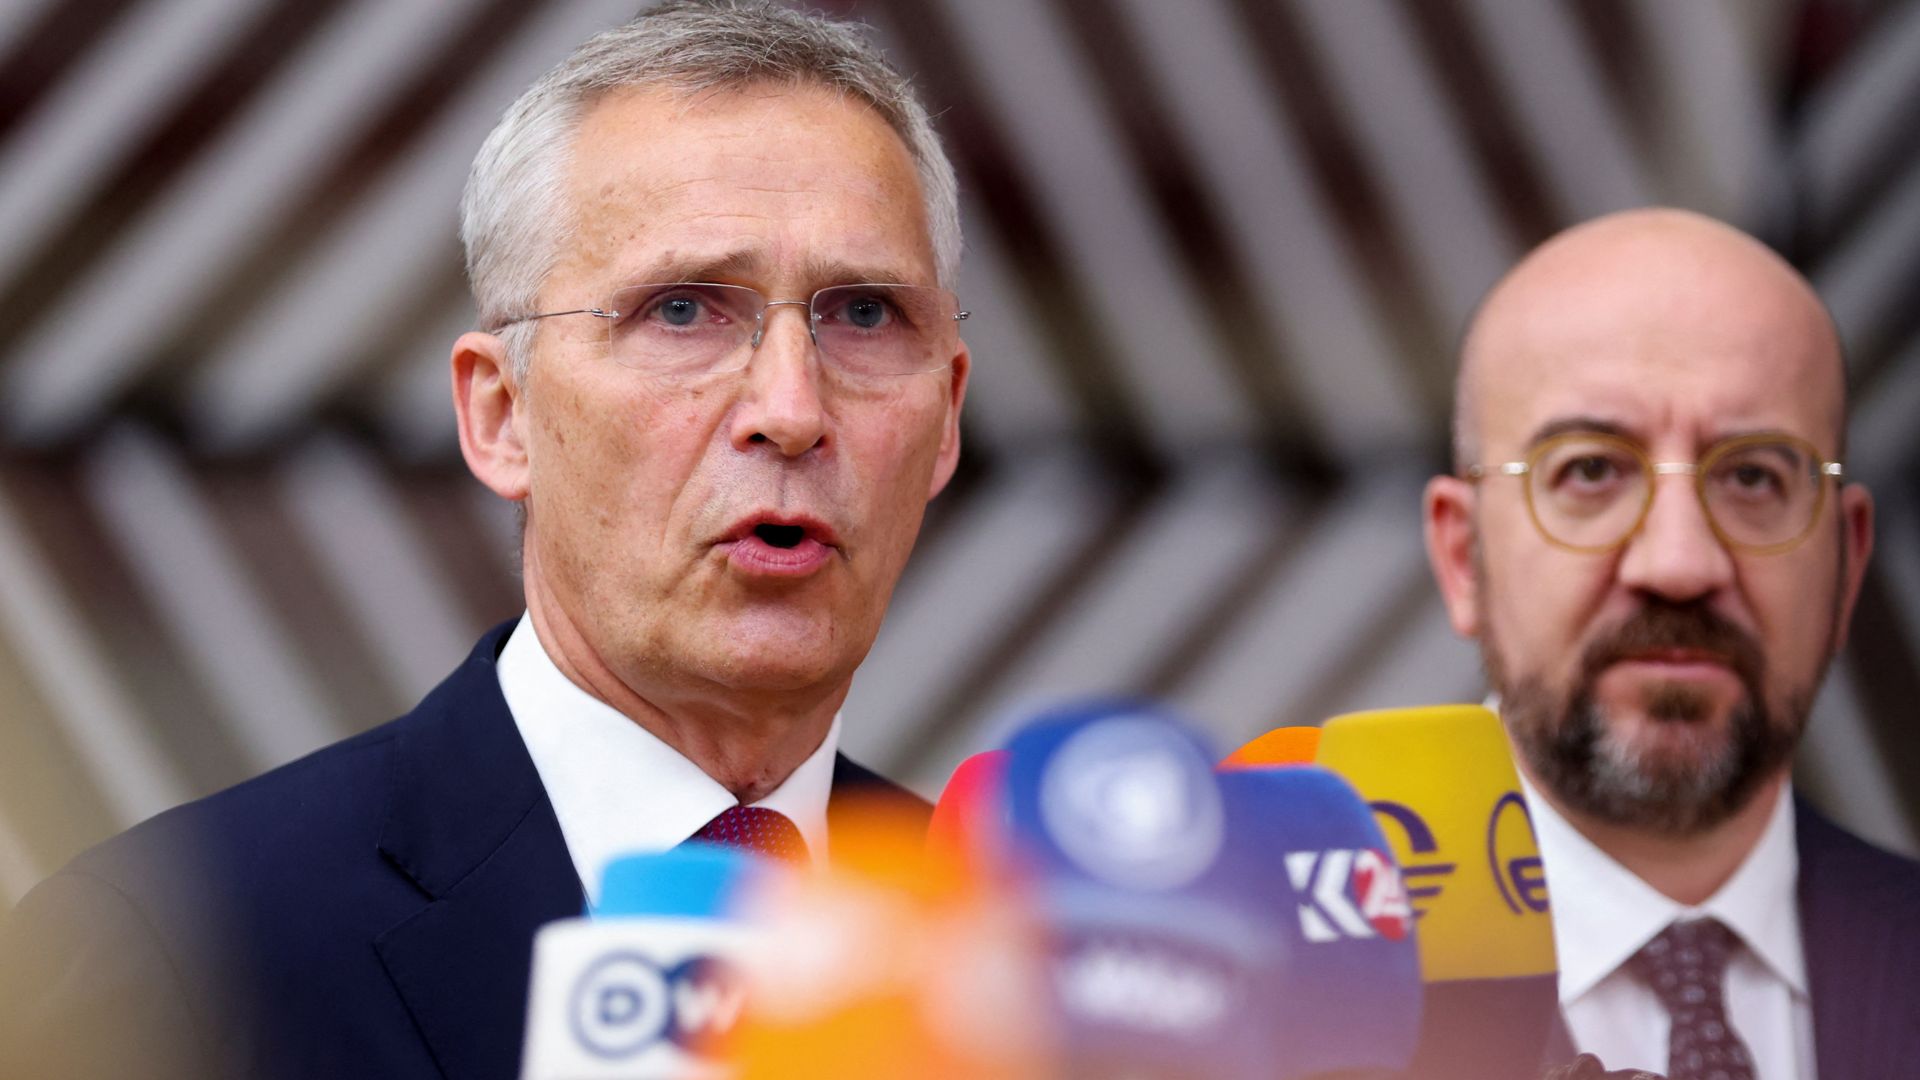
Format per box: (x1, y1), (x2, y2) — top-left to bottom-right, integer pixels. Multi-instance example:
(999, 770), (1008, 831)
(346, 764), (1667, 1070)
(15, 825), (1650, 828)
(1542, 798), (1920, 1080)
(0, 622), (928, 1079)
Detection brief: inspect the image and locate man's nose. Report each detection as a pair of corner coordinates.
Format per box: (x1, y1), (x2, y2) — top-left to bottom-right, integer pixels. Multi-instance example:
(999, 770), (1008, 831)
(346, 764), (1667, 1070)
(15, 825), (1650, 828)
(1615, 474), (1736, 602)
(729, 302), (827, 457)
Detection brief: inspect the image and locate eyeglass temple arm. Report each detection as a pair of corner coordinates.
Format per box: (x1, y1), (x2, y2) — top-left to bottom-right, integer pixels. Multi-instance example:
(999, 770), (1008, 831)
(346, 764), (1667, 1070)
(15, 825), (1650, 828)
(488, 308), (619, 332)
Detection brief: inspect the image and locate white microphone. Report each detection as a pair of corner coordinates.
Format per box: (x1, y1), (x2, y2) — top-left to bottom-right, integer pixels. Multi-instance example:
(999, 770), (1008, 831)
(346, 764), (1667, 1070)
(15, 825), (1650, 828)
(520, 847), (773, 1080)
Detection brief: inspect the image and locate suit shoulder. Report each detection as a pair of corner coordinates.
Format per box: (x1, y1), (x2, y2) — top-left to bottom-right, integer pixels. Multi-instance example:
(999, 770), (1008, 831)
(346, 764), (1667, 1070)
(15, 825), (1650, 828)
(68, 718), (406, 889)
(1796, 799), (1920, 905)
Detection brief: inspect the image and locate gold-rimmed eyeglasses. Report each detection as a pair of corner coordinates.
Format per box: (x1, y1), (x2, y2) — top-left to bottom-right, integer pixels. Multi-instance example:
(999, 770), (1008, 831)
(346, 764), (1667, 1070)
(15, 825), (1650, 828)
(489, 282), (968, 379)
(1465, 431), (1845, 555)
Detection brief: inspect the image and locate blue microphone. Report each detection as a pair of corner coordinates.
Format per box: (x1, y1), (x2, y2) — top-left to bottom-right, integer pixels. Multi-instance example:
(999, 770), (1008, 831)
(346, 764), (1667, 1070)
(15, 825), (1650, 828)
(520, 847), (771, 1080)
(999, 700), (1279, 1079)
(1215, 765), (1424, 1079)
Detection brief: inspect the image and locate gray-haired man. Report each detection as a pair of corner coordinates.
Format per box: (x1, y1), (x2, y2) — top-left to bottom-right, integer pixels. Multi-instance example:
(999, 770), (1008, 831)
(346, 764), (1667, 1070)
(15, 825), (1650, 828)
(0, 4), (967, 1076)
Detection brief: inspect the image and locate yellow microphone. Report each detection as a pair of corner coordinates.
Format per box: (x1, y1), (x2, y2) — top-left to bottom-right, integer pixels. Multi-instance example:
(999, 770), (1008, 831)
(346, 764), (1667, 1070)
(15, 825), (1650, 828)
(1314, 704), (1556, 1080)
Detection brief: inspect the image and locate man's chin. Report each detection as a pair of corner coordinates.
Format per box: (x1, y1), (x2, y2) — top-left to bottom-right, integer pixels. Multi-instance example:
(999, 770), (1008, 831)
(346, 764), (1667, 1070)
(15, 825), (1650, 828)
(1591, 699), (1740, 772)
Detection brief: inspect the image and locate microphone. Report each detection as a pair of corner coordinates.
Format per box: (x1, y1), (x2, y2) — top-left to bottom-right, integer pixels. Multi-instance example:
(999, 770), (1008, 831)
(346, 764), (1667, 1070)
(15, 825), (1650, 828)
(727, 808), (1053, 1079)
(996, 700), (1280, 1079)
(926, 748), (1010, 870)
(1219, 725), (1321, 769)
(520, 847), (769, 1080)
(1213, 763), (1423, 1079)
(1314, 704), (1558, 1080)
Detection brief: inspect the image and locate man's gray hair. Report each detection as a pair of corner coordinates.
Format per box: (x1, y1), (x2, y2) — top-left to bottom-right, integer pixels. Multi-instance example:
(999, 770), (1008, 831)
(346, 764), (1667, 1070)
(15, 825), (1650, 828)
(459, 0), (963, 377)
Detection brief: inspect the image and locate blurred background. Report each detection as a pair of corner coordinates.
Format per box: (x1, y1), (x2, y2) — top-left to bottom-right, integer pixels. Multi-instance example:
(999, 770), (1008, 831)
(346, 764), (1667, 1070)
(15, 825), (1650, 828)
(2, 0), (1918, 909)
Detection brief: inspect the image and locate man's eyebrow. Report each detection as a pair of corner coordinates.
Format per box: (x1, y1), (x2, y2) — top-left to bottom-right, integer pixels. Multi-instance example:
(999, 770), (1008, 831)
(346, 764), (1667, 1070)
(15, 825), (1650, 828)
(615, 253), (922, 291)
(1523, 416), (1639, 447)
(626, 250), (762, 285)
(801, 256), (921, 287)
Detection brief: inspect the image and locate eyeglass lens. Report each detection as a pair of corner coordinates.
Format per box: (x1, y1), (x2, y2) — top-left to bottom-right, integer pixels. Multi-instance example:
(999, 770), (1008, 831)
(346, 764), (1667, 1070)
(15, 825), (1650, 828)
(1526, 435), (1825, 550)
(600, 282), (956, 378)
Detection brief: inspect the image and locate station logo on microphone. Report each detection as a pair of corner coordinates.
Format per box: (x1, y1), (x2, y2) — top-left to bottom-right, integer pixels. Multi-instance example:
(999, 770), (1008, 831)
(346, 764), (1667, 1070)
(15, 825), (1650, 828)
(569, 951), (745, 1061)
(1039, 715), (1226, 891)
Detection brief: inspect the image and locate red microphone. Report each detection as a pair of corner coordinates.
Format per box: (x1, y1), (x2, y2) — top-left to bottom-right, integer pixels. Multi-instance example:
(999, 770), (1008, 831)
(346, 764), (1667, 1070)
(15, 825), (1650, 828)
(926, 750), (1010, 870)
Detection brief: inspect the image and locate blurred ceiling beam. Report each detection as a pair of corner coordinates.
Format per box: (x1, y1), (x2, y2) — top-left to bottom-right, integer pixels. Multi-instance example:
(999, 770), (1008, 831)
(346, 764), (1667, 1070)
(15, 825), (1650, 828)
(1457, 0), (1655, 221)
(0, 475), (187, 825)
(1287, 0), (1518, 335)
(1621, 0), (1776, 221)
(843, 450), (1118, 776)
(1106, 0), (1427, 459)
(183, 0), (643, 451)
(944, 201), (1083, 451)
(1168, 468), (1430, 743)
(1797, 0), (1920, 238)
(2, 0), (479, 444)
(915, 0), (1262, 452)
(917, 456), (1295, 781)
(277, 435), (477, 703)
(0, 0), (259, 303)
(82, 424), (339, 770)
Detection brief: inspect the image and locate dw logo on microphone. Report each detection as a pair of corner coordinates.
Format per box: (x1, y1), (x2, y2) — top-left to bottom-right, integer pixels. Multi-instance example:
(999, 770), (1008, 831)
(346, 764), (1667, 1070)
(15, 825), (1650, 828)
(1285, 848), (1413, 942)
(569, 952), (747, 1060)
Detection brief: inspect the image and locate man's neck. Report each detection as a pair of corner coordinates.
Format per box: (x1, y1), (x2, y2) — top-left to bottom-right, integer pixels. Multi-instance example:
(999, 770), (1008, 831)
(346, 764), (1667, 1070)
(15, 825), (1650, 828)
(1534, 769), (1789, 907)
(524, 600), (842, 805)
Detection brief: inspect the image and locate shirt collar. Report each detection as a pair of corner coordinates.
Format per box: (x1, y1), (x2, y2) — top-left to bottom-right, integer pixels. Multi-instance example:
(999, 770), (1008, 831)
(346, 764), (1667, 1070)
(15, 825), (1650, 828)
(1521, 772), (1805, 1004)
(496, 613), (840, 904)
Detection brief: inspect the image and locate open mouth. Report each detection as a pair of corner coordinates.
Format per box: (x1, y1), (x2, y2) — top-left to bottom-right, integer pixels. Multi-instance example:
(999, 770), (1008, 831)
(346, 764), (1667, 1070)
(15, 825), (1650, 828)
(754, 523), (808, 549)
(721, 516), (838, 577)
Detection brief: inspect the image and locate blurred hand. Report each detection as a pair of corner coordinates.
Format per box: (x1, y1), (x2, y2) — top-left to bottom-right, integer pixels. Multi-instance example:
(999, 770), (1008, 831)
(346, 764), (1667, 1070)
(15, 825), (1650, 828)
(1541, 1053), (1665, 1080)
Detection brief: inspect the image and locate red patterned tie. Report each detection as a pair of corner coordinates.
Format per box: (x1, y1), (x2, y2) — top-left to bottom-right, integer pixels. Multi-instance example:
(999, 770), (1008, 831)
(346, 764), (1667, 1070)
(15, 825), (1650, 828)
(1627, 918), (1756, 1080)
(684, 805), (809, 866)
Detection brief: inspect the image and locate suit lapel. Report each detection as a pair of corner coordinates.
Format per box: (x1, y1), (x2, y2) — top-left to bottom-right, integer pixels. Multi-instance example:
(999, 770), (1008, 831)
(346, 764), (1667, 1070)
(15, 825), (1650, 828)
(827, 752), (933, 839)
(1797, 800), (1920, 1080)
(372, 625), (586, 1080)
(365, 641), (928, 1080)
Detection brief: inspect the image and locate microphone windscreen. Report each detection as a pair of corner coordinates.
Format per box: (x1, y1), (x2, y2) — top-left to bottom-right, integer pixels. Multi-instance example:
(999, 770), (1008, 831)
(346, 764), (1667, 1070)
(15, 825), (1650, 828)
(1315, 704), (1556, 1080)
(1219, 726), (1321, 770)
(597, 843), (767, 918)
(521, 848), (765, 1080)
(1215, 765), (1422, 1079)
(728, 809), (1052, 1080)
(927, 749), (1010, 869)
(999, 700), (1277, 1078)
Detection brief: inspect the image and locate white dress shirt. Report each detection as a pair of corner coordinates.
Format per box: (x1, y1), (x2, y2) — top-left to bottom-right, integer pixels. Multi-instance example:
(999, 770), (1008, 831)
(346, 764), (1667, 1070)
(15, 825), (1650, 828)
(1523, 776), (1816, 1079)
(495, 613), (840, 906)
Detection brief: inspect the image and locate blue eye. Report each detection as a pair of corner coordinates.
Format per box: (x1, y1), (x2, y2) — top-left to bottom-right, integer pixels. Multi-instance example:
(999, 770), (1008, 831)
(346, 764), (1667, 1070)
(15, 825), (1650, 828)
(657, 295), (702, 326)
(845, 295), (890, 329)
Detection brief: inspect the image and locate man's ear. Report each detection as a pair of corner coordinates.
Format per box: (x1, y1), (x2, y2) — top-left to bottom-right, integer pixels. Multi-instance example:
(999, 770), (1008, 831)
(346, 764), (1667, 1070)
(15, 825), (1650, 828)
(1832, 482), (1876, 649)
(452, 330), (530, 502)
(926, 341), (970, 500)
(1424, 474), (1482, 639)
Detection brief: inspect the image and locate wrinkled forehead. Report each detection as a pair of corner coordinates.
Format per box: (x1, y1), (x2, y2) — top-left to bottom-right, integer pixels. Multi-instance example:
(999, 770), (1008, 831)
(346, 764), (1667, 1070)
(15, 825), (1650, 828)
(556, 82), (934, 282)
(1464, 224), (1845, 459)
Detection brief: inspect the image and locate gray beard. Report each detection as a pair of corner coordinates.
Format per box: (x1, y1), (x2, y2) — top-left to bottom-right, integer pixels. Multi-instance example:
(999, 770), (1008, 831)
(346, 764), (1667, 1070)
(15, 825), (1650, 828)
(1494, 667), (1805, 835)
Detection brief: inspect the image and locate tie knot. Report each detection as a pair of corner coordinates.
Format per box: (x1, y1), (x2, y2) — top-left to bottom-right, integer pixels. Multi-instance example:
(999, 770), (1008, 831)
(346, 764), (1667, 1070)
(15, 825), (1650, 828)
(686, 805), (809, 866)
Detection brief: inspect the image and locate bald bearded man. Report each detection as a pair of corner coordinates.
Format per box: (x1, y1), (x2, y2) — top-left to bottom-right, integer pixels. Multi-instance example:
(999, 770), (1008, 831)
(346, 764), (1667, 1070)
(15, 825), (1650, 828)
(1423, 209), (1920, 1080)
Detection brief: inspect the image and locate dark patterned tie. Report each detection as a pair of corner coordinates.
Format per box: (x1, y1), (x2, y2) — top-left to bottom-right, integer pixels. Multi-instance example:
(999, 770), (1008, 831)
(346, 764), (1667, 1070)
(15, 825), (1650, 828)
(1627, 918), (1756, 1080)
(684, 805), (809, 866)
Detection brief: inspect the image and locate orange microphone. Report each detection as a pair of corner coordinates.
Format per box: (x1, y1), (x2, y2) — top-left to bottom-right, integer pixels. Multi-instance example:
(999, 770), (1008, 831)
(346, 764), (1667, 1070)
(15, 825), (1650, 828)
(1219, 726), (1321, 770)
